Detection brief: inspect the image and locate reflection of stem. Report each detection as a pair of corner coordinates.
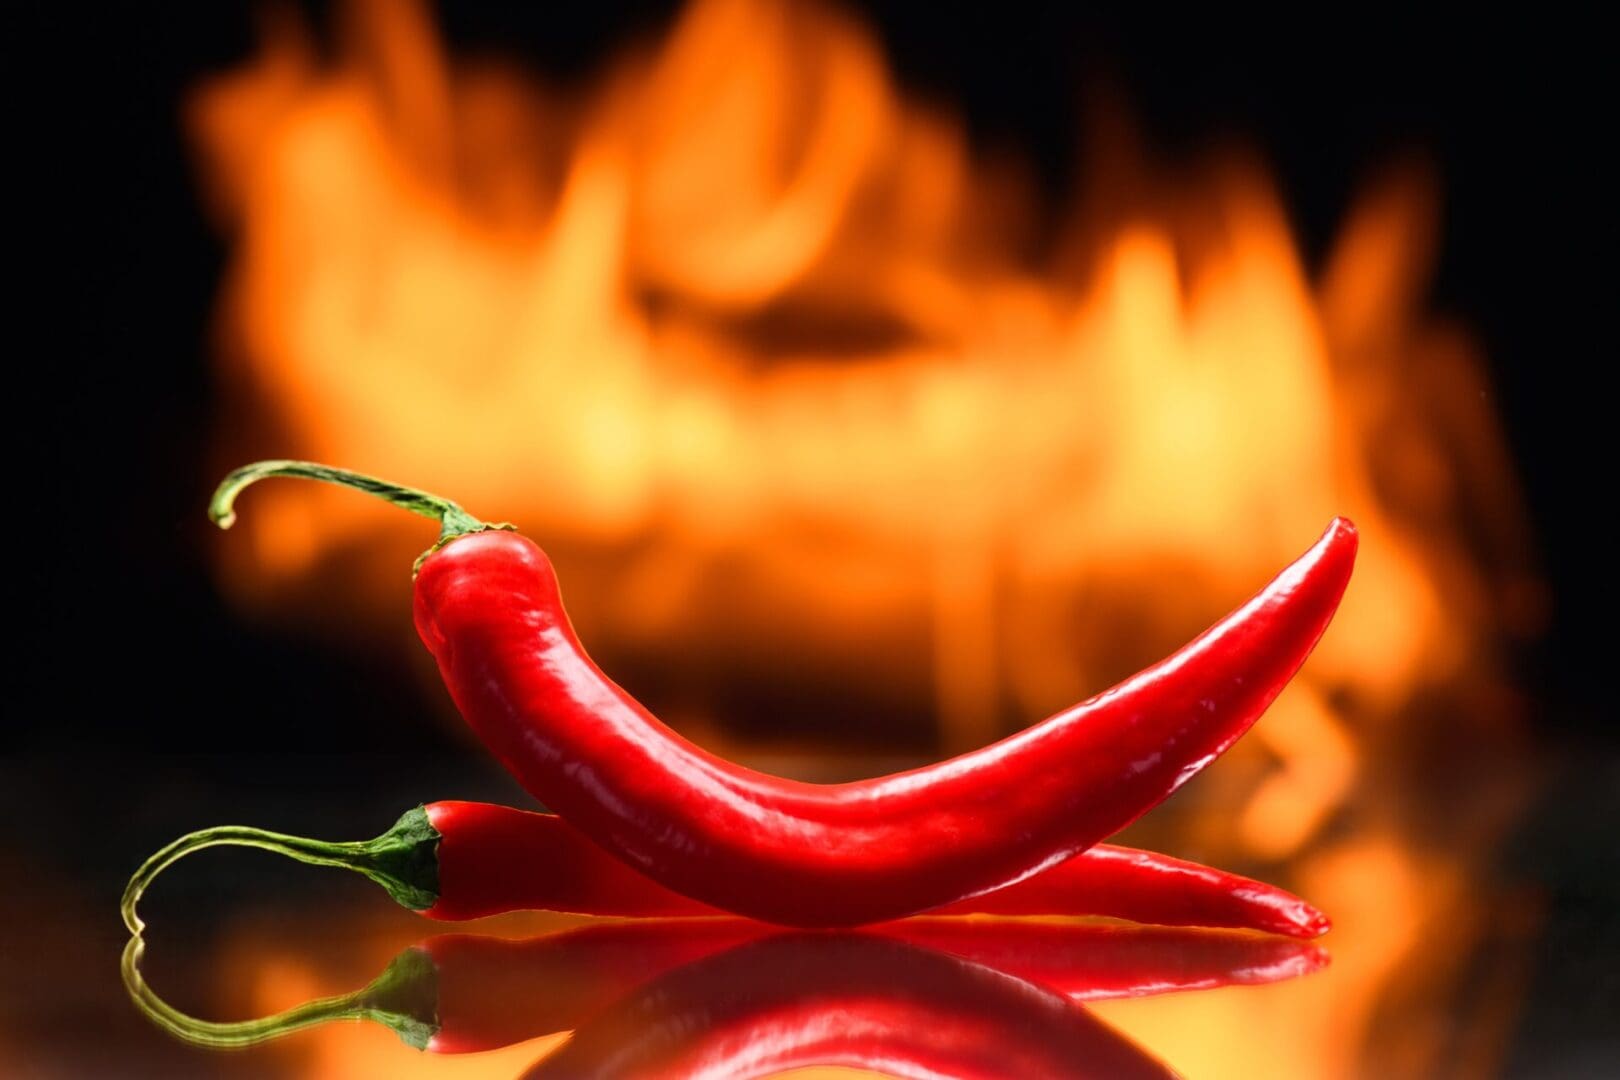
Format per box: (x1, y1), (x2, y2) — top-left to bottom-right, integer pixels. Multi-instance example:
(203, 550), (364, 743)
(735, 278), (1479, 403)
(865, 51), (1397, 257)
(120, 936), (440, 1050)
(121, 921), (1326, 1064)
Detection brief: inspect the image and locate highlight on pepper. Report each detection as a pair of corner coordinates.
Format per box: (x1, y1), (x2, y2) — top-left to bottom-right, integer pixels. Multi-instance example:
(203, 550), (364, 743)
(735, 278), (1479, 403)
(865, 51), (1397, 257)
(184, 460), (1356, 929)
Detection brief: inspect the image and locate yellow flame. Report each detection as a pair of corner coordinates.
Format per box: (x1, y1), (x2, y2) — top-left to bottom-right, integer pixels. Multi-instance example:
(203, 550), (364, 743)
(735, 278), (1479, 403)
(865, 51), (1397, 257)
(190, 0), (1539, 1074)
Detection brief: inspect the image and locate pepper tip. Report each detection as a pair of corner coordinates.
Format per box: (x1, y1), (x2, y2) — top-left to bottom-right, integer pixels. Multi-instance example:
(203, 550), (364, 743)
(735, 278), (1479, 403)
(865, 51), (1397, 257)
(1301, 908), (1332, 938)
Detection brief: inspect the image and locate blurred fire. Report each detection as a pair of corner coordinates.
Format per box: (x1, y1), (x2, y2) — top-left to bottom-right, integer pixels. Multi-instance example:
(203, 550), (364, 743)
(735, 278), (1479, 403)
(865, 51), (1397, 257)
(189, 0), (1543, 1074)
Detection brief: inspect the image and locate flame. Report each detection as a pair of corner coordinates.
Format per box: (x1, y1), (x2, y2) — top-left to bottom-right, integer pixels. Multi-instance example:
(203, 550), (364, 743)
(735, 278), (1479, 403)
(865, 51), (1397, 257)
(189, 0), (1540, 1075)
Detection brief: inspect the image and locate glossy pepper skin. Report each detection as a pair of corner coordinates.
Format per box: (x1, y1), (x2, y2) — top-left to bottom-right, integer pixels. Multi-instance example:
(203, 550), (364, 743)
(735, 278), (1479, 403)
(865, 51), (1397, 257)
(121, 798), (1327, 936)
(872, 921), (1328, 1000)
(208, 462), (1356, 929)
(424, 800), (1329, 936)
(413, 520), (1356, 927)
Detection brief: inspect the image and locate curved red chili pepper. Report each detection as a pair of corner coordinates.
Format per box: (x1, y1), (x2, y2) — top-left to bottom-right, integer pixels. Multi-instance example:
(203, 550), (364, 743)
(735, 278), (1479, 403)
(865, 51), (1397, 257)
(124, 799), (1328, 937)
(520, 932), (1179, 1080)
(874, 921), (1329, 1000)
(427, 801), (1329, 934)
(122, 919), (1324, 1055)
(211, 462), (1357, 927)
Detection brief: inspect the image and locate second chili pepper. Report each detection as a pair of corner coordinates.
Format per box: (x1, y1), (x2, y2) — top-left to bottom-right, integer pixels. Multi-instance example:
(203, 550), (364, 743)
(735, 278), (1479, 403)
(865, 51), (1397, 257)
(123, 798), (1330, 937)
(125, 799), (1329, 936)
(213, 461), (1357, 928)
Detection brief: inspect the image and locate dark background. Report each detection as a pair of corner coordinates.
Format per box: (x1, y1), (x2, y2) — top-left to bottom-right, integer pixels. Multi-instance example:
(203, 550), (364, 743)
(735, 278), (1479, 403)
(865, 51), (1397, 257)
(9, 4), (1616, 1073)
(18, 2), (1608, 754)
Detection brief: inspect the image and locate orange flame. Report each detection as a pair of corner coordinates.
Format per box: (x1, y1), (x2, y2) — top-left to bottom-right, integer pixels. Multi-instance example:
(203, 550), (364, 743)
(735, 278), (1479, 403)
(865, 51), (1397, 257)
(189, 0), (1541, 1074)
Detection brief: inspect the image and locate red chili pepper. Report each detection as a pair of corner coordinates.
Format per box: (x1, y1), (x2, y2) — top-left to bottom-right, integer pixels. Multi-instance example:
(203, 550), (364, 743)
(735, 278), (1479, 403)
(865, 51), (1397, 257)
(211, 461), (1357, 928)
(520, 931), (1179, 1080)
(125, 800), (1328, 937)
(873, 921), (1329, 1000)
(124, 919), (1319, 1057)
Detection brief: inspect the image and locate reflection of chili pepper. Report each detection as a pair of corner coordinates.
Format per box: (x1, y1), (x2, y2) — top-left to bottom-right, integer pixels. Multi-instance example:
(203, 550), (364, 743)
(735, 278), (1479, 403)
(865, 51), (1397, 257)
(213, 461), (1357, 927)
(521, 932), (1178, 1080)
(123, 920), (1323, 1055)
(125, 800), (1328, 936)
(121, 920), (770, 1052)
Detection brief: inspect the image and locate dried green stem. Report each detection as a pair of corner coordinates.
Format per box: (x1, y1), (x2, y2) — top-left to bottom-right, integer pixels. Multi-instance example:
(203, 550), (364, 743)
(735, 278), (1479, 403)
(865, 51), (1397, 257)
(210, 460), (513, 570)
(122, 808), (441, 936)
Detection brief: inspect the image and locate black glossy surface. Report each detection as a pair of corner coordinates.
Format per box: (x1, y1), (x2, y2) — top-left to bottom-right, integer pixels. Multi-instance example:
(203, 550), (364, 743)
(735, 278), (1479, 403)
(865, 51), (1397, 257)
(3, 749), (1617, 1077)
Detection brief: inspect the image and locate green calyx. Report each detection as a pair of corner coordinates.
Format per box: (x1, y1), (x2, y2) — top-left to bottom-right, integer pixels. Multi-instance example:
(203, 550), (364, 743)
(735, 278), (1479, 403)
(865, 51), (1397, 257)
(209, 459), (515, 572)
(122, 806), (443, 937)
(123, 935), (440, 1050)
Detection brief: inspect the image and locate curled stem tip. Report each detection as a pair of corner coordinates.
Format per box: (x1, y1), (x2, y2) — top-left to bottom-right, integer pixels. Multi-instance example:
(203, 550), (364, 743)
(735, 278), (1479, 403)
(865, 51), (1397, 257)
(209, 460), (512, 568)
(122, 810), (440, 937)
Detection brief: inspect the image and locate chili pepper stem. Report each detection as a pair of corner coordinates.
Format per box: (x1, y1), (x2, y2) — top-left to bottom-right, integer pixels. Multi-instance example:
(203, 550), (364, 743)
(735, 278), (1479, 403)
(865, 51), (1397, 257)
(209, 460), (514, 571)
(122, 936), (440, 1050)
(121, 808), (441, 935)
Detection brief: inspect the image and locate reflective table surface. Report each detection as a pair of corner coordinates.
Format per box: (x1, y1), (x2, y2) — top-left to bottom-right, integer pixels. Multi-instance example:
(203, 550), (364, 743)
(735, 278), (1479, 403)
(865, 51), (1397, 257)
(3, 750), (1615, 1078)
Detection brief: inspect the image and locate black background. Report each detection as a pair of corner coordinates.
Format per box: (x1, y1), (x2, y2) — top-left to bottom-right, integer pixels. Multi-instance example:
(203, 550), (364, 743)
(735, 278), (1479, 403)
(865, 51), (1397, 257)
(14, 4), (1611, 748)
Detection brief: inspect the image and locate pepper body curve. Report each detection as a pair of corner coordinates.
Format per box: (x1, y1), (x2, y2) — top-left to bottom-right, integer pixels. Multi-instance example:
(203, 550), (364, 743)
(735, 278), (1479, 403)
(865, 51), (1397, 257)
(413, 519), (1357, 927)
(424, 800), (1328, 935)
